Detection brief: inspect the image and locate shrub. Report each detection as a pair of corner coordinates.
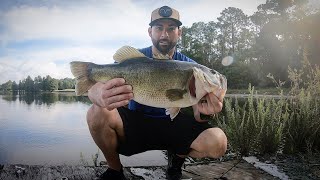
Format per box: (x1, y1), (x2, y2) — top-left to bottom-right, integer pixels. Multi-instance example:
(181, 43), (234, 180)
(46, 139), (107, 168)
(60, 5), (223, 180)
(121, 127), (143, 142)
(283, 56), (320, 153)
(217, 85), (286, 156)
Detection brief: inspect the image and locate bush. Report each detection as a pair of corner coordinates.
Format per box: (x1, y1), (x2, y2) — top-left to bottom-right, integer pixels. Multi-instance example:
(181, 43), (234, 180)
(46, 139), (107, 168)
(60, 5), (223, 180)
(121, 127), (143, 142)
(283, 57), (320, 153)
(216, 56), (320, 156)
(217, 85), (286, 156)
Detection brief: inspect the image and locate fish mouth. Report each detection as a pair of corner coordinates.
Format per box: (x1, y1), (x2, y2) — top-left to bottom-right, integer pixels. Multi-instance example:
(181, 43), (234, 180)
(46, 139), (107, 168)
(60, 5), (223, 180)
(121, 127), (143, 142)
(189, 75), (196, 98)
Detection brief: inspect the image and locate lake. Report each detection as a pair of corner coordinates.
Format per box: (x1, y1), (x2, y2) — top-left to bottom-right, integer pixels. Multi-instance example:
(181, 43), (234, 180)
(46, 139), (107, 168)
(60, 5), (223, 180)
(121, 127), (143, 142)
(0, 92), (167, 166)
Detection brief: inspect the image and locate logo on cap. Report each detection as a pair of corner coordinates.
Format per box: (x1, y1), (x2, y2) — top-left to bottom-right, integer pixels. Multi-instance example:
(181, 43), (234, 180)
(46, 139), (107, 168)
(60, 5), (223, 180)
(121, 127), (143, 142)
(158, 6), (172, 17)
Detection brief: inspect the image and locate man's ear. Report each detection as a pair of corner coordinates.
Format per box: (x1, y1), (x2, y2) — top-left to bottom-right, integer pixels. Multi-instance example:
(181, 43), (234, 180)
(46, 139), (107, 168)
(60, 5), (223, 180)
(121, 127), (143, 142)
(148, 27), (152, 37)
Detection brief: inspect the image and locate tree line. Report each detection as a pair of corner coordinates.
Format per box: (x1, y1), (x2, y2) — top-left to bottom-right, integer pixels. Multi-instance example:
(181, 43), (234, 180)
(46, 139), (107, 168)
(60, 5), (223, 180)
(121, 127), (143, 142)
(0, 75), (75, 92)
(178, 0), (319, 89)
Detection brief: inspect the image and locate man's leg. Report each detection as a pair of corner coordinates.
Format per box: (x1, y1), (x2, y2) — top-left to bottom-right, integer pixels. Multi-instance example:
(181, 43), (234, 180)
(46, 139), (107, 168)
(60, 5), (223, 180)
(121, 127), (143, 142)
(86, 104), (125, 173)
(166, 150), (186, 180)
(166, 127), (227, 180)
(189, 127), (227, 158)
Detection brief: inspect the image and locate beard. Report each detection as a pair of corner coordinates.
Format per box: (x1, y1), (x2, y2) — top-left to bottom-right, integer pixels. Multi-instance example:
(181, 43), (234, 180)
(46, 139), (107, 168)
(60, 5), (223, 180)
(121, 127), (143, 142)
(152, 38), (177, 54)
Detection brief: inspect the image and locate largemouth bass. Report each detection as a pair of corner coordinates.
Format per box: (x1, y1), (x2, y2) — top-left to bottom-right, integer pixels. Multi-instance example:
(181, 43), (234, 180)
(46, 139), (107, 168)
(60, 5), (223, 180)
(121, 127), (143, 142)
(70, 46), (227, 119)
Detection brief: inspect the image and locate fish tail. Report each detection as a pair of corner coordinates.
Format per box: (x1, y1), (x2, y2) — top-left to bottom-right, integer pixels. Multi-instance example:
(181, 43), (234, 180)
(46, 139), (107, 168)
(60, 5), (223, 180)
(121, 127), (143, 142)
(70, 61), (95, 96)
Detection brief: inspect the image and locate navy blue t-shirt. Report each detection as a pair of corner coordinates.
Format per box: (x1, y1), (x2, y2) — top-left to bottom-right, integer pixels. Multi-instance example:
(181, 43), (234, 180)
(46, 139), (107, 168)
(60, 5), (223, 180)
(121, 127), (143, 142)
(128, 46), (195, 118)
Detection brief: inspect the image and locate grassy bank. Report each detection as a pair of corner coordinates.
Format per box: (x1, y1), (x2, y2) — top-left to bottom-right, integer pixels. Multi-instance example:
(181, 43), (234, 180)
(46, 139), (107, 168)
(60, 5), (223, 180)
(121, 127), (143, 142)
(214, 58), (320, 156)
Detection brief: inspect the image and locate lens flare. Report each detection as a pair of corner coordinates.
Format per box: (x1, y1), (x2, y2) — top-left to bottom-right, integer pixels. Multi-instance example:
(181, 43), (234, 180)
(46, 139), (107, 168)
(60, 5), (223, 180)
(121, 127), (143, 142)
(222, 56), (234, 66)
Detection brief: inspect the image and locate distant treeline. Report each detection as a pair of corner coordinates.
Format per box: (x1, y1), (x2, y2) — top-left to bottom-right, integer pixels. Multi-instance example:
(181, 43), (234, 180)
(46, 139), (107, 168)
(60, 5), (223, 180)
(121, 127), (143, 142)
(0, 75), (75, 92)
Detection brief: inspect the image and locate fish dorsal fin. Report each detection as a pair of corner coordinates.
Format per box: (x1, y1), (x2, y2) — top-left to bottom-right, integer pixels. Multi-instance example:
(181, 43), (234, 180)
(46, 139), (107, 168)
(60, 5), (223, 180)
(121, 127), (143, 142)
(113, 46), (146, 63)
(153, 53), (171, 60)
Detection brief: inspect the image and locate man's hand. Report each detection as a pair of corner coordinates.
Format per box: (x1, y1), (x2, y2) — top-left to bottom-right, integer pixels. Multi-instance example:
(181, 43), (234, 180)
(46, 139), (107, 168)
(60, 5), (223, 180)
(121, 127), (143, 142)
(192, 90), (224, 122)
(87, 78), (133, 110)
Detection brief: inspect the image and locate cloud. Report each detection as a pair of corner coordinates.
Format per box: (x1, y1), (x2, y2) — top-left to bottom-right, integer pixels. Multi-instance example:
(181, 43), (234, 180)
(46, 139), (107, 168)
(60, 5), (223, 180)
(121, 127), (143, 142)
(0, 0), (152, 84)
(0, 46), (117, 83)
(0, 0), (266, 45)
(0, 1), (149, 45)
(0, 0), (267, 84)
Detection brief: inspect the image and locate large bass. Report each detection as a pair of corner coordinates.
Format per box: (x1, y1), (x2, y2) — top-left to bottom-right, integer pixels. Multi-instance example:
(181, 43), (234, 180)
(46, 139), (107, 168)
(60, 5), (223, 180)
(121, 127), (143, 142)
(70, 46), (227, 119)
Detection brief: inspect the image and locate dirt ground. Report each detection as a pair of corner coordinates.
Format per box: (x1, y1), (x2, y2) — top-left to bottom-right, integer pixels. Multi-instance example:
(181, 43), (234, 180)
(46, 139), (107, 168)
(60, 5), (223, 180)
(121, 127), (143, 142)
(0, 154), (319, 180)
(255, 153), (320, 180)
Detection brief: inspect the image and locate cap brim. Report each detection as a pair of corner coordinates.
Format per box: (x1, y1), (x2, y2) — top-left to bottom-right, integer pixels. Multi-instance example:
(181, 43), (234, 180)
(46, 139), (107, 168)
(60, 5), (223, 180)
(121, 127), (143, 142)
(149, 18), (182, 26)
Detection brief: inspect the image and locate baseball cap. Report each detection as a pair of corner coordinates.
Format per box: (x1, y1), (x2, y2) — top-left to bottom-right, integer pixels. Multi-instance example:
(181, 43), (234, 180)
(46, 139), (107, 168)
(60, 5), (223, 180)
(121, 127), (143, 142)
(149, 6), (182, 26)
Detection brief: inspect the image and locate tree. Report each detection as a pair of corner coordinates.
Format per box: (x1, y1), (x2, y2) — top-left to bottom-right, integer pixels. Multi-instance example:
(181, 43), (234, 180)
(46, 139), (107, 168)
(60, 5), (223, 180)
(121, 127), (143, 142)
(34, 75), (43, 92)
(25, 76), (34, 92)
(57, 78), (75, 90)
(179, 22), (212, 66)
(216, 7), (253, 57)
(19, 80), (25, 91)
(11, 81), (18, 91)
(1, 80), (13, 91)
(252, 0), (316, 86)
(43, 75), (58, 91)
(49, 78), (58, 91)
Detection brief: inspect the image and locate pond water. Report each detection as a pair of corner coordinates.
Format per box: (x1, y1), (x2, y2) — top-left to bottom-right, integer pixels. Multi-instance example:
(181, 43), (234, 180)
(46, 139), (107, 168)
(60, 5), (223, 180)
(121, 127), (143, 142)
(0, 92), (166, 166)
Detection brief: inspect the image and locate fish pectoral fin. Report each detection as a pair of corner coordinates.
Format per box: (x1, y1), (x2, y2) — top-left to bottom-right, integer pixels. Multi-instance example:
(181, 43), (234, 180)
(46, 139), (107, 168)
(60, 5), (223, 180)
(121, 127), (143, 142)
(166, 89), (187, 101)
(113, 46), (147, 63)
(165, 107), (181, 120)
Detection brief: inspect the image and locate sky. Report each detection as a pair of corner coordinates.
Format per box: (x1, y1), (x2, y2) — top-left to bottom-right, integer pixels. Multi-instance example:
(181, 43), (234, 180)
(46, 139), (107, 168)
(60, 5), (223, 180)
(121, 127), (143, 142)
(0, 0), (286, 84)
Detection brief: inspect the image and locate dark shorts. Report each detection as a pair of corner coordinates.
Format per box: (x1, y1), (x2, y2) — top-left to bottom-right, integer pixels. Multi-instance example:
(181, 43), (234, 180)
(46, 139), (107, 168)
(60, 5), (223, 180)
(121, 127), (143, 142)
(117, 107), (212, 156)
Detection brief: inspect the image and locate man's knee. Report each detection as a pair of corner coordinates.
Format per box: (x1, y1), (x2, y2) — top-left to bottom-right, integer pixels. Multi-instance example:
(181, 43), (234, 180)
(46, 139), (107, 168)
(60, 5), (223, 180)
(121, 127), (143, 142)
(86, 105), (124, 136)
(207, 128), (227, 158)
(87, 104), (104, 131)
(191, 127), (227, 158)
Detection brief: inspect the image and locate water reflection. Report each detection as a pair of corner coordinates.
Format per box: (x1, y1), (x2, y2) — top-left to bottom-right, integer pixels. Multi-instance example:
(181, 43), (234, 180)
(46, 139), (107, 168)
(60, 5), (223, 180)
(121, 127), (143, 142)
(0, 92), (167, 166)
(1, 91), (91, 106)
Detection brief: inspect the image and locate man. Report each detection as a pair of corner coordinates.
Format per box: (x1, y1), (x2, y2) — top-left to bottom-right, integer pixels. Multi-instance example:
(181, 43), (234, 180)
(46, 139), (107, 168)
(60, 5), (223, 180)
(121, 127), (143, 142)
(87, 6), (227, 180)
